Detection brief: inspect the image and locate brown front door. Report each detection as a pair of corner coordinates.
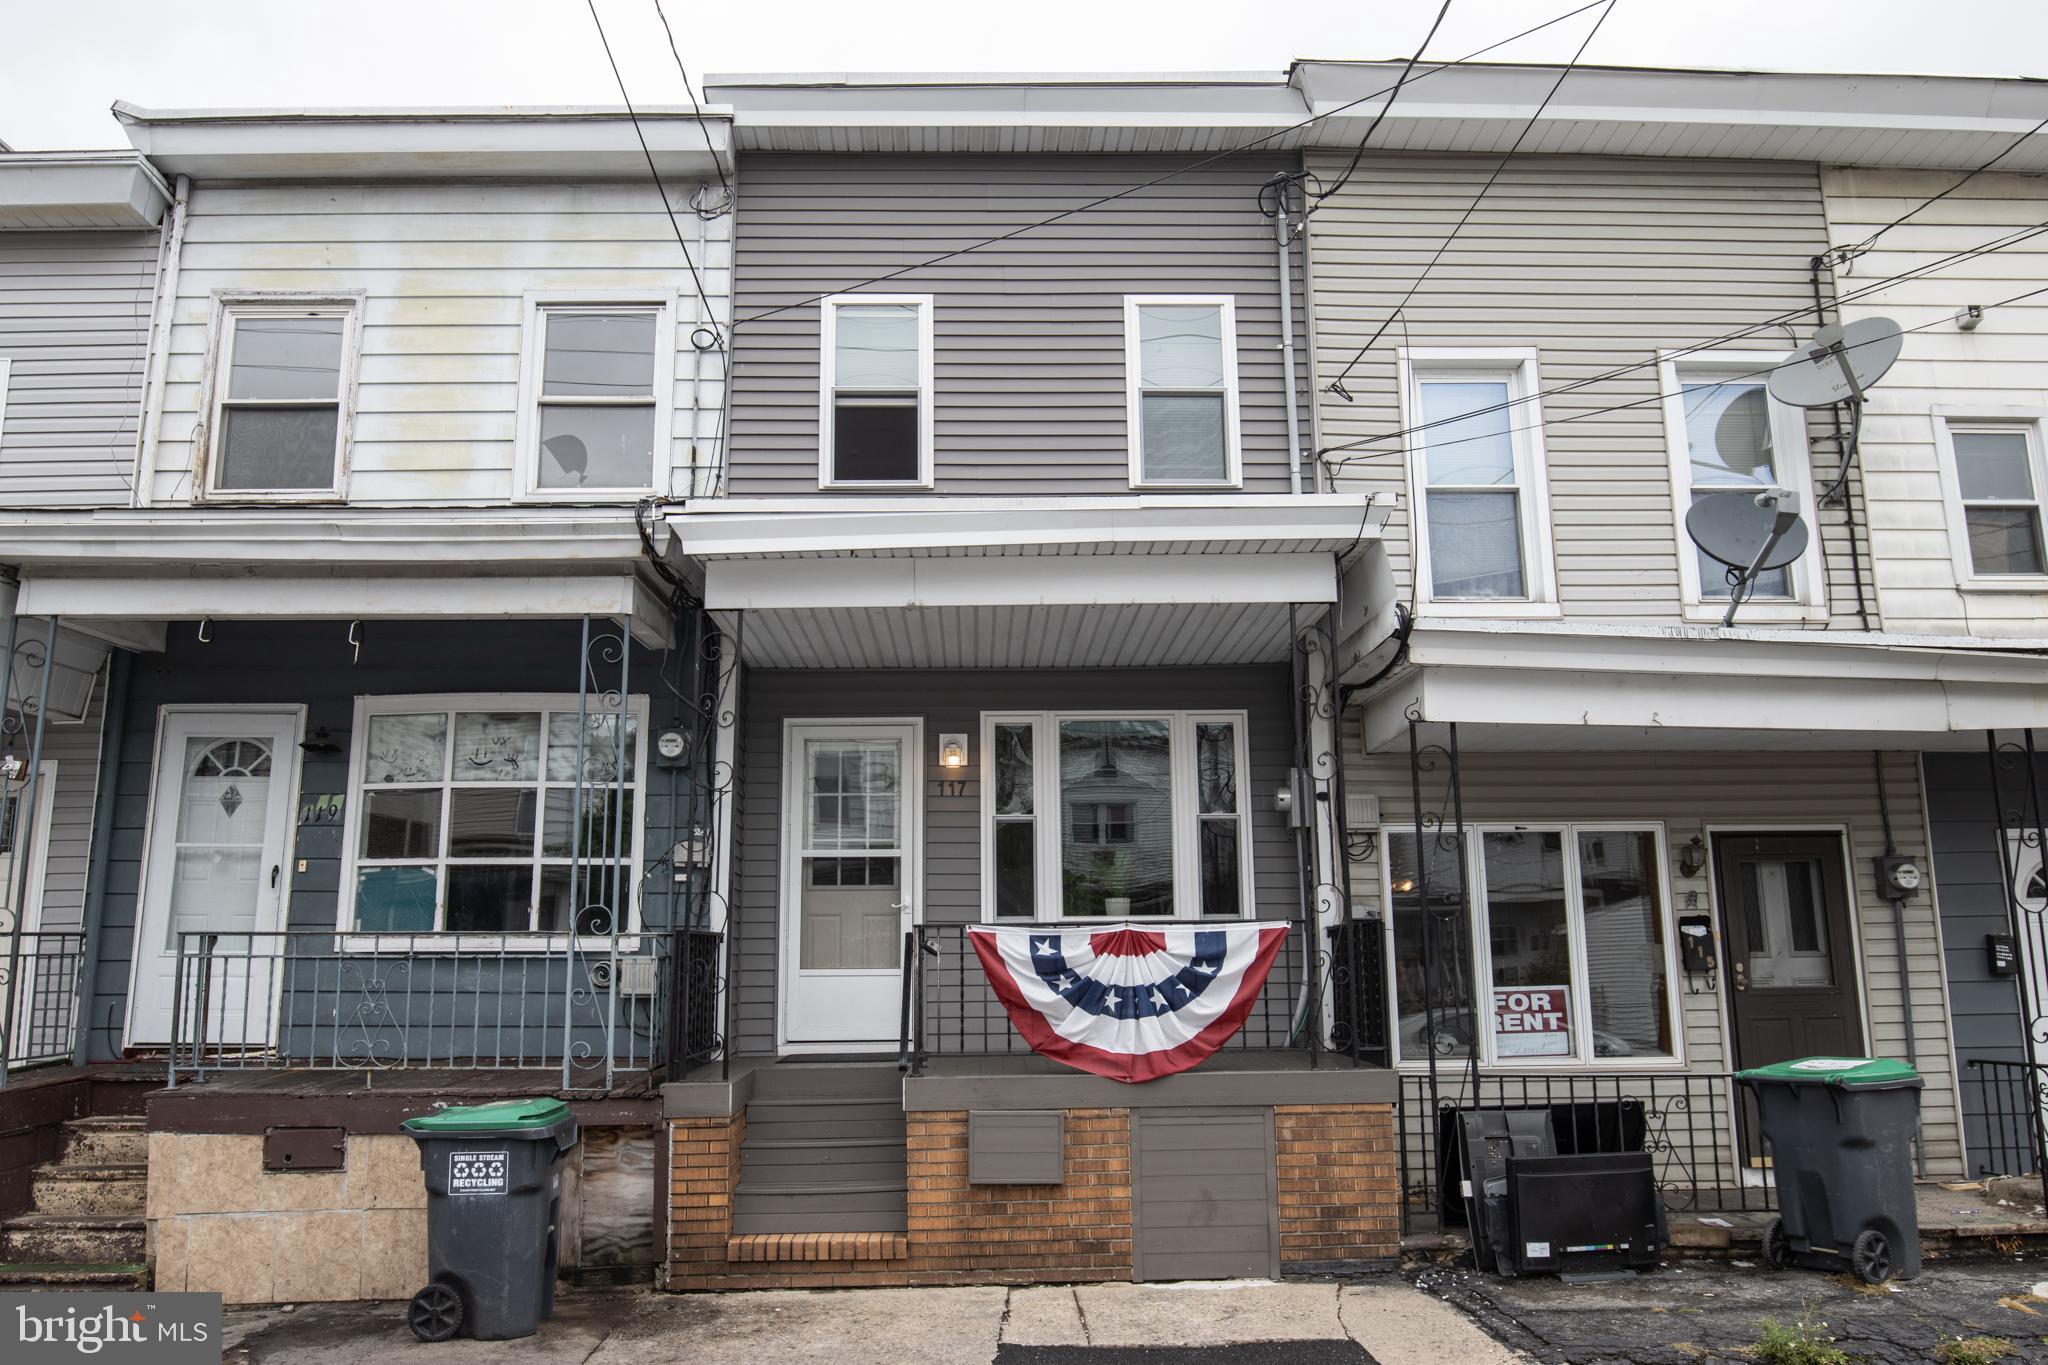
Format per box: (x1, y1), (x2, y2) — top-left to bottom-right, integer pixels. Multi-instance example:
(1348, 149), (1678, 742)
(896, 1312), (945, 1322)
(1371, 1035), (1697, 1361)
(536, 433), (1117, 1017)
(1716, 832), (1863, 1068)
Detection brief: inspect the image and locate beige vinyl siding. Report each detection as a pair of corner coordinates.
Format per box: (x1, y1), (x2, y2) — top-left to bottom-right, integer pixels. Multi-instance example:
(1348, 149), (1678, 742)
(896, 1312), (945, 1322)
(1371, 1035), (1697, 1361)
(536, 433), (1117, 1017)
(726, 154), (1310, 496)
(1343, 737), (1962, 1176)
(146, 182), (729, 505)
(0, 230), (156, 506)
(1307, 153), (1875, 627)
(1822, 168), (2048, 636)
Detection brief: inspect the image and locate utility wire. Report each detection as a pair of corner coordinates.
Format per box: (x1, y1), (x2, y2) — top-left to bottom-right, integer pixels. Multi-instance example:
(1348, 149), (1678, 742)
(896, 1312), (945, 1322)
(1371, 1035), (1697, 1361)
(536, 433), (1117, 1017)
(1824, 107), (2048, 267)
(1316, 213), (2048, 464)
(1325, 0), (1616, 391)
(735, 0), (1613, 325)
(652, 0), (735, 212)
(1312, 0), (1455, 205)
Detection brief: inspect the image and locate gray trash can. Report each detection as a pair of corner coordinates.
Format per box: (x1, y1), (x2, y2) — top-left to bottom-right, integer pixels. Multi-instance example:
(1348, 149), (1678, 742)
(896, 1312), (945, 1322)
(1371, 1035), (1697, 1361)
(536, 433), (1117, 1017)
(1736, 1056), (1922, 1284)
(401, 1097), (579, 1341)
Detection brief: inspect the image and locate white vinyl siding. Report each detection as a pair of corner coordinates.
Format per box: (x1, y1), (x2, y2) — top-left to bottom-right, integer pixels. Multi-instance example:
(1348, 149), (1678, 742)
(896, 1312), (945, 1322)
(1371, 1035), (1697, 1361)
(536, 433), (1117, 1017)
(143, 182), (729, 506)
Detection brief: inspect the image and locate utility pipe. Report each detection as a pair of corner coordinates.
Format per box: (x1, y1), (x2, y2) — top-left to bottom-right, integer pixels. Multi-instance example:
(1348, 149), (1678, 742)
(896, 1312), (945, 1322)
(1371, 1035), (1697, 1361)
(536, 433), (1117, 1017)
(1273, 178), (1305, 496)
(135, 174), (190, 508)
(1873, 750), (1928, 1177)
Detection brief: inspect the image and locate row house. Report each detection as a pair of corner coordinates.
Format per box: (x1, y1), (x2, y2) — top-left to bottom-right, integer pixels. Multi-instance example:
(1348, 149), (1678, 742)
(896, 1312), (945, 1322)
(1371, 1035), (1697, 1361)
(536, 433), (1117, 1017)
(0, 58), (2044, 1300)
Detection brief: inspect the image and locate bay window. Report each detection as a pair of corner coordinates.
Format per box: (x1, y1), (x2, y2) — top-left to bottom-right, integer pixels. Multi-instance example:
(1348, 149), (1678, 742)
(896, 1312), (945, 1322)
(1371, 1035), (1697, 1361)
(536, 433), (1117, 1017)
(981, 711), (1251, 921)
(1384, 823), (1679, 1065)
(345, 694), (646, 940)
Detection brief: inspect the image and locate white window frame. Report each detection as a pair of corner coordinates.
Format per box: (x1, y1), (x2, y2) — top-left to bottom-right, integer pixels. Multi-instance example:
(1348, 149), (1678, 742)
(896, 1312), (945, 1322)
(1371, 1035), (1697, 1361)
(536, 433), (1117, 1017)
(1124, 295), (1244, 489)
(819, 293), (935, 489)
(1931, 407), (2048, 592)
(1381, 820), (1686, 1071)
(1398, 347), (1560, 617)
(513, 291), (678, 500)
(978, 709), (1255, 923)
(198, 292), (364, 503)
(1659, 349), (1827, 623)
(338, 691), (649, 953)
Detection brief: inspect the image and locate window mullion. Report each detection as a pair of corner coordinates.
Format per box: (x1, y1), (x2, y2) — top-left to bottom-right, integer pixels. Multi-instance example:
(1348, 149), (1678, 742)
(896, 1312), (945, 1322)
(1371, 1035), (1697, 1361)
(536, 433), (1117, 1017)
(1560, 826), (1595, 1063)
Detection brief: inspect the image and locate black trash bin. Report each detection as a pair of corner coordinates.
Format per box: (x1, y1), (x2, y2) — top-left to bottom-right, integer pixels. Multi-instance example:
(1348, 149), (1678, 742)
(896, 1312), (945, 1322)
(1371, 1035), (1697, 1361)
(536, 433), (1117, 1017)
(401, 1097), (579, 1341)
(1736, 1056), (1922, 1284)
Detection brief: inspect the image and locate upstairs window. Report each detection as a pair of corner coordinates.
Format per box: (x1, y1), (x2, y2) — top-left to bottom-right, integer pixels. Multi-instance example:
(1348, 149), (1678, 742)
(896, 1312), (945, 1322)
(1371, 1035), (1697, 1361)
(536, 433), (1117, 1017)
(205, 299), (358, 498)
(1404, 349), (1557, 611)
(1126, 297), (1241, 486)
(1941, 419), (2047, 580)
(519, 297), (674, 496)
(821, 295), (932, 487)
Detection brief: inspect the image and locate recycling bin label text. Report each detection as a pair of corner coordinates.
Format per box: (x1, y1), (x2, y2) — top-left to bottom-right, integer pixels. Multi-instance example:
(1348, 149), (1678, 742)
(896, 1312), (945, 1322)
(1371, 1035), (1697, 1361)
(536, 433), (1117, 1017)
(450, 1151), (509, 1195)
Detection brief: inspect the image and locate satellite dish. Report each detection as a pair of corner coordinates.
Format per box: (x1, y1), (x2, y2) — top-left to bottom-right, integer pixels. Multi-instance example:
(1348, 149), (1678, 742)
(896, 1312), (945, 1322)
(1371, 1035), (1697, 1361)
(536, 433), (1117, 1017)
(1684, 487), (1809, 627)
(1767, 317), (1903, 409)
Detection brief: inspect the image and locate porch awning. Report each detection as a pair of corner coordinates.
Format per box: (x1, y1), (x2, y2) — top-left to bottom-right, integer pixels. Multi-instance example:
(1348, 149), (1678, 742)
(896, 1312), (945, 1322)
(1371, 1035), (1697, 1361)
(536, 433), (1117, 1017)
(1356, 620), (2048, 753)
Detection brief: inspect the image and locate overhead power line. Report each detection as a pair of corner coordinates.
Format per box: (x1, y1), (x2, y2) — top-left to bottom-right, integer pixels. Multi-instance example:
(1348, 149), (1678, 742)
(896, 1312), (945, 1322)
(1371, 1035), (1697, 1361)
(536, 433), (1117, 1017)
(1824, 107), (2048, 267)
(1311, 0), (1455, 205)
(652, 0), (735, 212)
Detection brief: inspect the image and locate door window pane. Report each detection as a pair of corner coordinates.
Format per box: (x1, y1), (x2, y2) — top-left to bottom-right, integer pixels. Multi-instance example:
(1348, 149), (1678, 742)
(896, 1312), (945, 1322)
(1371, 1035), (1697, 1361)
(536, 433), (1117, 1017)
(227, 315), (344, 402)
(1059, 719), (1172, 917)
(806, 740), (901, 851)
(1482, 832), (1573, 1058)
(1578, 831), (1673, 1058)
(1743, 857), (1834, 988)
(1388, 831), (1473, 1061)
(1426, 492), (1525, 598)
(542, 312), (655, 397)
(800, 854), (901, 969)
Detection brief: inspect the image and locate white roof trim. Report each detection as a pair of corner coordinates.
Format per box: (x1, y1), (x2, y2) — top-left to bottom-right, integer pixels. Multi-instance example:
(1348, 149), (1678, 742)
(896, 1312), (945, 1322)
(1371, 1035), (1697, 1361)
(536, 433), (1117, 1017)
(0, 150), (170, 228)
(704, 552), (1336, 611)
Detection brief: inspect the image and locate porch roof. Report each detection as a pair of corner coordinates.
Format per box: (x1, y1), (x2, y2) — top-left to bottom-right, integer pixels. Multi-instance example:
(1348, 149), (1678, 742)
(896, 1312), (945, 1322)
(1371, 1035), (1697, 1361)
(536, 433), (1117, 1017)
(1356, 619), (2048, 753)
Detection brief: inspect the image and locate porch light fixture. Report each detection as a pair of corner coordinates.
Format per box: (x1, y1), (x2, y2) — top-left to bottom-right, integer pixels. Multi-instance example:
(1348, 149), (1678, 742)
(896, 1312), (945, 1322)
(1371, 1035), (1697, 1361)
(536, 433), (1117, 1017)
(939, 733), (969, 770)
(1679, 835), (1708, 880)
(0, 751), (21, 784)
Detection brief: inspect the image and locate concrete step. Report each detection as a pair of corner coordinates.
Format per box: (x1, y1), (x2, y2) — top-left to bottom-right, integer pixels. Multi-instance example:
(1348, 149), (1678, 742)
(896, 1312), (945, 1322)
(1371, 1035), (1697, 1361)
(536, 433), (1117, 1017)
(0, 1262), (149, 1291)
(29, 1164), (147, 1216)
(59, 1117), (147, 1167)
(1, 1214), (147, 1264)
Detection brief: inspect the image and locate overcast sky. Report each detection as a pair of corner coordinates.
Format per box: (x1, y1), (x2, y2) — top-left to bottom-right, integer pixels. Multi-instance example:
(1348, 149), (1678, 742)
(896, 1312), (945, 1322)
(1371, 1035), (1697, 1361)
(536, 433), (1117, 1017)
(3, 0), (2044, 150)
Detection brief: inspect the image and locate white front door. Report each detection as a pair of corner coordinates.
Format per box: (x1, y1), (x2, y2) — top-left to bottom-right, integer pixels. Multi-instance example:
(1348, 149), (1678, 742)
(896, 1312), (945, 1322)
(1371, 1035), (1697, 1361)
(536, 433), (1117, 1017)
(780, 720), (920, 1048)
(129, 710), (301, 1048)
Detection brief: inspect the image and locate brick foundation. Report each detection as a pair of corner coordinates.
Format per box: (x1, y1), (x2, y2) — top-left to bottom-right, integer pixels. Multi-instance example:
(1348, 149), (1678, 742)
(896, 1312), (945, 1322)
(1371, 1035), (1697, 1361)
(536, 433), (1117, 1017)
(665, 1101), (1397, 1289)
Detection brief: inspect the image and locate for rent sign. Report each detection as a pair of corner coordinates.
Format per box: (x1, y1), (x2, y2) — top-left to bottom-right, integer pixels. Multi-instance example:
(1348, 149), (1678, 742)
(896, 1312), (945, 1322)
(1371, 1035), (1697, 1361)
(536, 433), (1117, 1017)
(1493, 986), (1571, 1057)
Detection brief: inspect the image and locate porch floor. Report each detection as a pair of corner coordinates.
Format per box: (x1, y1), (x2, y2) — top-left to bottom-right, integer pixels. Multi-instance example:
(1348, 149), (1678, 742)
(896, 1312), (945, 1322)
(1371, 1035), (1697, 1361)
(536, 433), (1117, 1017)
(160, 1067), (657, 1099)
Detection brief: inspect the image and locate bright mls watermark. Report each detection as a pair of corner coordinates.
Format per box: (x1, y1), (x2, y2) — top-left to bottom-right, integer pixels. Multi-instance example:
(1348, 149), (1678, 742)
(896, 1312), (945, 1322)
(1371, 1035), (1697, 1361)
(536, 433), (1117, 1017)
(3, 1294), (221, 1363)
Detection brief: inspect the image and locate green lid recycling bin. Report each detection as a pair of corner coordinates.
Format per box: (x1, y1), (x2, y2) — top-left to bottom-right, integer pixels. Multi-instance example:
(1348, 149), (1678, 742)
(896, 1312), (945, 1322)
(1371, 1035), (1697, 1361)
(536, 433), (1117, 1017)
(401, 1098), (578, 1341)
(1736, 1056), (1922, 1284)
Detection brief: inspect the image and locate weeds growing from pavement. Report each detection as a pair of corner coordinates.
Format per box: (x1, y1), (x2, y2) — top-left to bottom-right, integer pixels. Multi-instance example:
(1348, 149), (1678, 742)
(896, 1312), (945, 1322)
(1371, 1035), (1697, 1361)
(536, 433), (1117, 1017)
(1935, 1336), (2017, 1365)
(1749, 1304), (1850, 1365)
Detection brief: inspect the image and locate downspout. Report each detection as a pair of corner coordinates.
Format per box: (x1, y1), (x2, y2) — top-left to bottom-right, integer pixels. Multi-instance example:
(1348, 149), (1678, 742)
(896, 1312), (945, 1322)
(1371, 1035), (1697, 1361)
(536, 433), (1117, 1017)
(69, 649), (130, 1066)
(1873, 750), (1927, 1176)
(1272, 176), (1305, 496)
(134, 174), (190, 508)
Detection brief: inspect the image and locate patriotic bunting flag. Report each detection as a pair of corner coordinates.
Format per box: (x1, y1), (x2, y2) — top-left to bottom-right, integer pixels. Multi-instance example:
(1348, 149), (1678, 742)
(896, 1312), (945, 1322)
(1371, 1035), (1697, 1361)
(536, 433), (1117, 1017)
(966, 921), (1291, 1083)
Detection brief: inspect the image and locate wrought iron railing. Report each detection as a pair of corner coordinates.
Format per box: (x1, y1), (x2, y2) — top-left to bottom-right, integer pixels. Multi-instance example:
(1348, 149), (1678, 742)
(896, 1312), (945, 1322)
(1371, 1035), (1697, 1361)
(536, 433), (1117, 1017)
(167, 927), (721, 1092)
(1397, 1070), (1776, 1234)
(1, 930), (85, 1075)
(1964, 1058), (2048, 1195)
(898, 919), (1377, 1075)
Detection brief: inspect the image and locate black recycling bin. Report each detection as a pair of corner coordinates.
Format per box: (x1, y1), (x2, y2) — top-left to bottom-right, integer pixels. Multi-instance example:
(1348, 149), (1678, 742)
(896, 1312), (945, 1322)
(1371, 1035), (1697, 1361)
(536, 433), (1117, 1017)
(1736, 1056), (1922, 1284)
(401, 1097), (579, 1341)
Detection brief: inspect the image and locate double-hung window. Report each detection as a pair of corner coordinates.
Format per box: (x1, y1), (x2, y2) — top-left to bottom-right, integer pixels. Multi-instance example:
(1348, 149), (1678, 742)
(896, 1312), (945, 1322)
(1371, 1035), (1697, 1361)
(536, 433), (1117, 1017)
(1937, 417), (2048, 582)
(1403, 349), (1556, 611)
(981, 711), (1251, 921)
(205, 297), (360, 498)
(519, 297), (674, 495)
(1383, 823), (1680, 1065)
(345, 694), (646, 940)
(821, 294), (932, 487)
(1126, 296), (1242, 486)
(1659, 352), (1821, 616)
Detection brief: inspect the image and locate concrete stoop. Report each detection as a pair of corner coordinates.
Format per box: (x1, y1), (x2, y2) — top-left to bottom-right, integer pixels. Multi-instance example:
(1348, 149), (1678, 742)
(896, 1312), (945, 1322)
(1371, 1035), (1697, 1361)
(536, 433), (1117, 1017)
(0, 1116), (148, 1289)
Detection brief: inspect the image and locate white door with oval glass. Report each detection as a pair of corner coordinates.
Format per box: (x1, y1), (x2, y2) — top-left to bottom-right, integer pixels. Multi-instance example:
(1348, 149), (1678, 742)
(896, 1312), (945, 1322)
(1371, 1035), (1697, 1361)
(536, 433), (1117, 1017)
(779, 720), (921, 1049)
(129, 710), (302, 1047)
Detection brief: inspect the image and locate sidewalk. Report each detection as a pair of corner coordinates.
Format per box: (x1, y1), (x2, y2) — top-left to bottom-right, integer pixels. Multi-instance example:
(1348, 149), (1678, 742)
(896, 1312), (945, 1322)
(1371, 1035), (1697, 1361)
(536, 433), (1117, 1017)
(219, 1279), (1527, 1365)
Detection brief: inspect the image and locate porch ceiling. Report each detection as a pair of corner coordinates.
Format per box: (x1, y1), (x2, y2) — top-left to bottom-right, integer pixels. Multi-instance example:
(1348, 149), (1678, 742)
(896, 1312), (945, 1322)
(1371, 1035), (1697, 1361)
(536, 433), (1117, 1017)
(721, 601), (1303, 669)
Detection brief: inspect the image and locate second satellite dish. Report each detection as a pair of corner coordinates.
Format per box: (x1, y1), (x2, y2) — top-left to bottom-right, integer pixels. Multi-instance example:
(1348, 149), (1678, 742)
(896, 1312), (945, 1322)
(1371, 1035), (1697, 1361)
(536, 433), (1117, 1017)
(1767, 317), (1903, 409)
(1685, 489), (1809, 573)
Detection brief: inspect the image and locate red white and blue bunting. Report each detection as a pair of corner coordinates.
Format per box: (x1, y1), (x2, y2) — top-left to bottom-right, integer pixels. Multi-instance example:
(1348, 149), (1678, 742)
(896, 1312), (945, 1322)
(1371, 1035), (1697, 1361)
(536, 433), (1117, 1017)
(966, 922), (1291, 1083)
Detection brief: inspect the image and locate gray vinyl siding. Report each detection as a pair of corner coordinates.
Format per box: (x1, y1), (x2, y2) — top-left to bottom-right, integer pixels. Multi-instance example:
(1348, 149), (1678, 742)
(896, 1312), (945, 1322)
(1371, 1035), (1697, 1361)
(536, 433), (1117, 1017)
(1923, 751), (2037, 1175)
(730, 666), (1298, 1057)
(84, 620), (693, 1062)
(1343, 738), (1964, 1176)
(726, 154), (1310, 496)
(0, 230), (156, 506)
(23, 664), (107, 931)
(1306, 153), (1875, 627)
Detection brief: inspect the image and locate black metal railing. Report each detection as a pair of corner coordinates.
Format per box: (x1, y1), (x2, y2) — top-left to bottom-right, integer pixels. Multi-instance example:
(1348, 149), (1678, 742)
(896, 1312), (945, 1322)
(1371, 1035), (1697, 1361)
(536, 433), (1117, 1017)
(1964, 1058), (2048, 1193)
(0, 930), (85, 1077)
(1397, 1070), (1775, 1234)
(899, 919), (1380, 1075)
(168, 927), (721, 1092)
